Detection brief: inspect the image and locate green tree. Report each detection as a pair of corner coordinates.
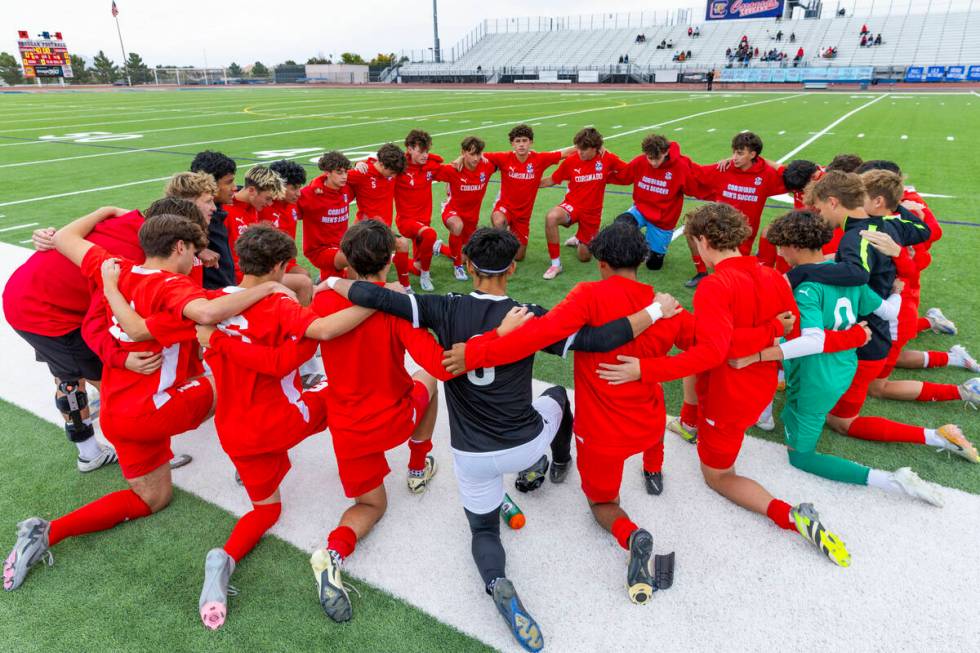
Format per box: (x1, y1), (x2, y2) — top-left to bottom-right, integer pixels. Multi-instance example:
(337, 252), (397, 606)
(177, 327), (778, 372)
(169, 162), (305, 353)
(283, 60), (298, 66)
(125, 52), (151, 84)
(92, 50), (118, 83)
(68, 54), (91, 83)
(369, 52), (396, 66)
(251, 61), (269, 77)
(339, 52), (366, 65)
(227, 62), (243, 77)
(0, 52), (24, 85)
(306, 56), (331, 64)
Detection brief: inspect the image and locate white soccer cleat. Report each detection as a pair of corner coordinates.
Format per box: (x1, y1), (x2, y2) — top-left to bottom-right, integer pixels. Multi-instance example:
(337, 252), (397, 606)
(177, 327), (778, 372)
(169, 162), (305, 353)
(453, 265), (469, 281)
(542, 264), (563, 280)
(402, 285), (414, 294)
(958, 378), (980, 409)
(890, 467), (943, 507)
(926, 308), (957, 335)
(948, 345), (980, 373)
(432, 239), (443, 258)
(563, 236), (579, 248)
(419, 271), (434, 292)
(755, 402), (775, 431)
(77, 447), (118, 473)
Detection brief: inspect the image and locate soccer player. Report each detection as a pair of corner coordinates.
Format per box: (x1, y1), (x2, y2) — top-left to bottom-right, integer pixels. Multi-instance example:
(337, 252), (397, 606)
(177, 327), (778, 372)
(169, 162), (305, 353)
(596, 204), (852, 567)
(224, 166), (283, 281)
(260, 159), (306, 246)
(729, 211), (942, 506)
(757, 158), (827, 272)
(607, 134), (700, 271)
(683, 131), (785, 287)
(309, 220), (451, 623)
(791, 171), (976, 462)
(299, 151), (355, 282)
(165, 171), (218, 228)
(444, 222), (694, 603)
(433, 136), (498, 281)
(3, 211), (289, 592)
(190, 150), (238, 289)
(541, 127), (626, 279)
(332, 226), (662, 647)
(825, 153), (863, 173)
(484, 124), (572, 262)
(394, 129), (445, 291)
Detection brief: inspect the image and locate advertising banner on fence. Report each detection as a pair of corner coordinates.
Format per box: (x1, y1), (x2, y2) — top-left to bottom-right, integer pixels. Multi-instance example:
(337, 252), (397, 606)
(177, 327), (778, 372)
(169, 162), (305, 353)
(706, 0), (784, 21)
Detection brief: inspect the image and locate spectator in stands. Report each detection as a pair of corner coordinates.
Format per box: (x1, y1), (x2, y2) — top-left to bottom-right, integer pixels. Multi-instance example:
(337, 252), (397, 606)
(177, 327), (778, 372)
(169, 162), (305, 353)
(658, 39), (667, 49)
(754, 47), (759, 57)
(776, 30), (783, 41)
(667, 39), (674, 48)
(794, 47), (804, 66)
(687, 49), (692, 59)
(695, 27), (700, 37)
(624, 53), (629, 63)
(861, 24), (869, 35)
(688, 26), (693, 37)
(874, 33), (883, 45)
(673, 51), (680, 62)
(618, 55), (624, 64)
(790, 32), (797, 43)
(861, 34), (867, 46)
(838, 7), (846, 16)
(726, 47), (733, 59)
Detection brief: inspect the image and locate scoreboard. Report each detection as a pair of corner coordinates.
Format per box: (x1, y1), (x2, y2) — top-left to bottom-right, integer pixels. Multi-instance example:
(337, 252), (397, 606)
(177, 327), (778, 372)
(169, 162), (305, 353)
(17, 31), (73, 78)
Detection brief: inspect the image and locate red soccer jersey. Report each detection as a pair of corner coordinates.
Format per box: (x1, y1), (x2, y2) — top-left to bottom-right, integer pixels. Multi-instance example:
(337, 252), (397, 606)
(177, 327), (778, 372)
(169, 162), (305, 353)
(691, 157), (786, 229)
(298, 175), (354, 270)
(551, 151), (627, 216)
(608, 142), (696, 230)
(224, 197), (260, 281)
(465, 275), (695, 454)
(394, 153), (444, 224)
(3, 210), (145, 338)
(203, 290), (319, 457)
(80, 246), (207, 417)
(792, 166), (825, 209)
(312, 285), (449, 458)
(258, 199), (301, 240)
(484, 150), (562, 219)
(435, 159), (497, 219)
(347, 159), (396, 225)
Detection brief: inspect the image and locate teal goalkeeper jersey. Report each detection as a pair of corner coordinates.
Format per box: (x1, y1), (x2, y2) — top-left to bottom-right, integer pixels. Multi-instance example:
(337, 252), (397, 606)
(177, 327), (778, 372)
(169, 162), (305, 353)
(783, 269), (884, 410)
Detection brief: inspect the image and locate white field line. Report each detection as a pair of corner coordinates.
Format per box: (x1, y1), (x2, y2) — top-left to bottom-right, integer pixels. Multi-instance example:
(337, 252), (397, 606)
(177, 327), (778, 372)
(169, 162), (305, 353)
(0, 105), (250, 126)
(777, 94), (888, 163)
(0, 223), (38, 233)
(0, 110), (250, 135)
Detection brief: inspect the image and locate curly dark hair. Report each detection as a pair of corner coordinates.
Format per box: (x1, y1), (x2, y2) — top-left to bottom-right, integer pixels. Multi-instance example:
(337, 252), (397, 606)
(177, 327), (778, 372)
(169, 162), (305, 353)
(573, 127), (603, 150)
(235, 224), (297, 276)
(317, 151), (352, 173)
(805, 170), (866, 210)
(463, 228), (519, 277)
(782, 159), (819, 192)
(144, 197), (205, 231)
(190, 150), (236, 180)
(460, 135), (485, 154)
(376, 143), (406, 174)
(404, 129), (432, 150)
(856, 159), (902, 175)
(731, 131), (763, 156)
(508, 124), (534, 142)
(269, 159), (307, 187)
(588, 221), (648, 270)
(641, 134), (670, 158)
(765, 210), (834, 250)
(139, 215), (208, 259)
(341, 220), (395, 277)
(826, 153), (863, 173)
(685, 203), (751, 251)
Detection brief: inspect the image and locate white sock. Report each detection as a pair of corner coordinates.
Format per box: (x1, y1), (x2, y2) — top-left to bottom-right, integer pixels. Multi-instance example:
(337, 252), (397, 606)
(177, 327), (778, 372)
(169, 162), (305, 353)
(922, 352), (929, 368)
(76, 432), (102, 460)
(923, 428), (945, 447)
(421, 270), (431, 279)
(550, 258), (561, 267)
(866, 468), (901, 493)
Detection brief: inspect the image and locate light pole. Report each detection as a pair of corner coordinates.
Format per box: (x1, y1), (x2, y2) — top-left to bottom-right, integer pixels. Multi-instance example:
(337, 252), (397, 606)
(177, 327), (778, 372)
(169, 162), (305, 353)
(432, 0), (442, 63)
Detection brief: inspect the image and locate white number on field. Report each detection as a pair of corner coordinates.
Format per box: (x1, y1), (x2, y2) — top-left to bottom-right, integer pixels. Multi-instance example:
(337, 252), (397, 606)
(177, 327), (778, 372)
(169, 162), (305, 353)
(38, 132), (142, 143)
(254, 148), (322, 159)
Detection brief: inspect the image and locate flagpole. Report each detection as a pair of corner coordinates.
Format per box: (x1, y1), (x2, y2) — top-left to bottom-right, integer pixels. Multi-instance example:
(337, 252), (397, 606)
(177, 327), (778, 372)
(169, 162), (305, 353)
(113, 7), (132, 86)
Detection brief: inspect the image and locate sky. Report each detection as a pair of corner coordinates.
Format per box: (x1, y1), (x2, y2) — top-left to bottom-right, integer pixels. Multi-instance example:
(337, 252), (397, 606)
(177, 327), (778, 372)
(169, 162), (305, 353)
(2, 0), (697, 68)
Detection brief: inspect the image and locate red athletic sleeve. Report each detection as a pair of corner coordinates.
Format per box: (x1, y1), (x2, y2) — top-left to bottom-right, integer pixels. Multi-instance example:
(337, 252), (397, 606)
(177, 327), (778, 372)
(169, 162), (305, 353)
(764, 160), (788, 196)
(551, 159), (572, 184)
(684, 162), (718, 200)
(893, 248), (917, 280)
(433, 164), (456, 184)
(158, 276), (208, 323)
(397, 320), (455, 382)
(483, 151), (507, 168)
(540, 150), (562, 168)
(80, 293), (129, 370)
(79, 246), (113, 288)
(822, 324), (869, 353)
(607, 157), (638, 186)
(208, 330), (318, 377)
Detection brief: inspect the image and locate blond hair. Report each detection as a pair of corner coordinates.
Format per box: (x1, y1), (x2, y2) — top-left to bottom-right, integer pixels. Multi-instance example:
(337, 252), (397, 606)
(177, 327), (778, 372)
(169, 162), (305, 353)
(861, 169), (904, 211)
(243, 165), (284, 194)
(165, 171), (217, 200)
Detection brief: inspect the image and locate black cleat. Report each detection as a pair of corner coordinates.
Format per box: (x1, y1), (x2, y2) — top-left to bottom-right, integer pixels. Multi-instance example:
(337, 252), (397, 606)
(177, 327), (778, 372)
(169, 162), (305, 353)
(684, 272), (707, 288)
(170, 453), (192, 469)
(515, 455), (549, 493)
(654, 552), (675, 590)
(643, 470), (664, 496)
(549, 459), (572, 484)
(626, 529), (656, 604)
(492, 578), (544, 652)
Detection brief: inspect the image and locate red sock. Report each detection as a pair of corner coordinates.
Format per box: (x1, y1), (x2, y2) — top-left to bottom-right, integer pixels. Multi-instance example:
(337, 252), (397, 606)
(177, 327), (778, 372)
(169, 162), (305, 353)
(925, 351), (949, 368)
(327, 525), (357, 560)
(547, 242), (561, 260)
(766, 499), (794, 531)
(846, 416), (925, 443)
(611, 517), (639, 551)
(917, 382), (961, 402)
(48, 489), (152, 547)
(448, 233), (463, 266)
(393, 251), (410, 288)
(917, 316), (931, 333)
(223, 502), (281, 562)
(692, 256), (707, 274)
(408, 438), (433, 472)
(680, 401), (699, 428)
(642, 442), (664, 474)
(417, 229), (436, 272)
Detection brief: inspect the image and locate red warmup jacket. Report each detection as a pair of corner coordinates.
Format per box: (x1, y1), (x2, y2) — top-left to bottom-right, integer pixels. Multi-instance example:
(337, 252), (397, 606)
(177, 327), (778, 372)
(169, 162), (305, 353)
(608, 141), (699, 230)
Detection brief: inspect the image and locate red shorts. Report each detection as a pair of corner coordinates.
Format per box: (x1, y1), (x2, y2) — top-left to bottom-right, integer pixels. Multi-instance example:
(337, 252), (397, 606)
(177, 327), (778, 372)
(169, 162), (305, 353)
(576, 437), (662, 504)
(101, 378), (214, 479)
(395, 216), (432, 241)
(334, 380), (430, 498)
(493, 201), (530, 245)
(879, 303), (918, 379)
(558, 202), (600, 245)
(314, 247), (346, 280)
(441, 208), (478, 241)
(830, 358), (886, 419)
(696, 418), (746, 470)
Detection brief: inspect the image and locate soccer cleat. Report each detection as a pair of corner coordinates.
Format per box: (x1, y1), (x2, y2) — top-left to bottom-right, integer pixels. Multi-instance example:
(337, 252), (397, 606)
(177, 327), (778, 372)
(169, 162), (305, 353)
(563, 235), (579, 248)
(777, 368), (787, 392)
(3, 517), (53, 591)
(301, 373), (325, 389)
(419, 272), (434, 292)
(948, 345), (980, 373)
(890, 467), (943, 507)
(790, 503), (851, 567)
(491, 578), (544, 652)
(76, 447), (118, 473)
(432, 239), (443, 258)
(515, 455), (549, 493)
(643, 471), (664, 496)
(542, 264), (563, 280)
(684, 272), (707, 288)
(453, 265), (469, 281)
(926, 308), (957, 335)
(755, 402), (775, 431)
(403, 285), (414, 294)
(936, 425), (979, 463)
(199, 548), (237, 631)
(626, 528), (656, 604)
(958, 378), (980, 409)
(407, 455), (437, 494)
(170, 453), (193, 470)
(666, 416), (698, 445)
(311, 548), (352, 623)
(549, 459), (571, 484)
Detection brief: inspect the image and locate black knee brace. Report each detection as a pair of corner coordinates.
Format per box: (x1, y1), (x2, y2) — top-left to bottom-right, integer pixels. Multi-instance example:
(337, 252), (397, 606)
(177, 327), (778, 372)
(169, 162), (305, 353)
(465, 508), (505, 592)
(645, 251), (666, 271)
(542, 386), (573, 464)
(56, 381), (94, 443)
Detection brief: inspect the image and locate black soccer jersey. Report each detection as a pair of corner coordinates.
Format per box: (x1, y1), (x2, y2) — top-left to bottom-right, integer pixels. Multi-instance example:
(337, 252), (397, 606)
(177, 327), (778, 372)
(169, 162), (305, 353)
(346, 284), (633, 453)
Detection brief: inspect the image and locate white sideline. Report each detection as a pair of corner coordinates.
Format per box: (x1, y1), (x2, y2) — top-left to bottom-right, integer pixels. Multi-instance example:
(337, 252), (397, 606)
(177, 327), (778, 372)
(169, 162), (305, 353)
(777, 94), (888, 163)
(0, 241), (978, 652)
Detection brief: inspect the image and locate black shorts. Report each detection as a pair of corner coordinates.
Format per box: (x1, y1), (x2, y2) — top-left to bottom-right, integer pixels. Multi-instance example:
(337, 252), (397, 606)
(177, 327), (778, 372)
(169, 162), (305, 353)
(15, 328), (103, 382)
